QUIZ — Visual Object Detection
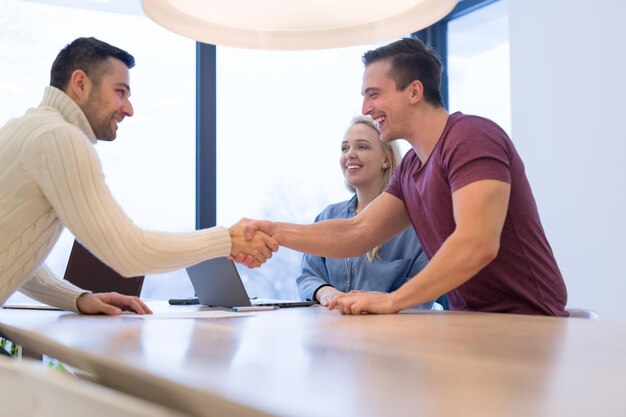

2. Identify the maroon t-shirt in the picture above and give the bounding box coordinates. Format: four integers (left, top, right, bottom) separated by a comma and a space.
386, 112, 567, 316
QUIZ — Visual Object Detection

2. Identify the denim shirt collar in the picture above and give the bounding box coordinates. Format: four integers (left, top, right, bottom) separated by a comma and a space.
345, 194, 358, 217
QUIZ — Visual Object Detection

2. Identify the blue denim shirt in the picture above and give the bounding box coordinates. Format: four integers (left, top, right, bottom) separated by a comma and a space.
296, 195, 434, 309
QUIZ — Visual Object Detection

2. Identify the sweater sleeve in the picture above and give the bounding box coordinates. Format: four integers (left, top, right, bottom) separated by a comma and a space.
27, 127, 231, 277
295, 207, 338, 302
19, 264, 87, 312
296, 253, 333, 302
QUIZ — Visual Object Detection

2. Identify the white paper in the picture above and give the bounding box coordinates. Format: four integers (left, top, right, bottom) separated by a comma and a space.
2, 302, 62, 311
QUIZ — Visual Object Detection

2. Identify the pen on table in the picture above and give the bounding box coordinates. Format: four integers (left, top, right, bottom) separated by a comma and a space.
232, 306, 279, 312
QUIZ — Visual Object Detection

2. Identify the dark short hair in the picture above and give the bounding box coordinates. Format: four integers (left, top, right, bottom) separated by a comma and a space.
50, 37, 135, 90
362, 37, 444, 107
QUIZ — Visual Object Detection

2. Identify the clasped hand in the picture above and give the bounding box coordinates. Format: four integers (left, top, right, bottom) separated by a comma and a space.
229, 218, 278, 268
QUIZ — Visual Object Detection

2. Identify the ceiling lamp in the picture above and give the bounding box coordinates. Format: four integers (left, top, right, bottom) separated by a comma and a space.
141, 0, 457, 50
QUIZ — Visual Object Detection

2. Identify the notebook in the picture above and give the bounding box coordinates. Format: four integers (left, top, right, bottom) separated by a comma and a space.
63, 240, 144, 297
185, 257, 314, 308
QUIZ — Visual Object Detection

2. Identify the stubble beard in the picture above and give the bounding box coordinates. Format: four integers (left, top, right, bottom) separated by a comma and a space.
82, 91, 117, 141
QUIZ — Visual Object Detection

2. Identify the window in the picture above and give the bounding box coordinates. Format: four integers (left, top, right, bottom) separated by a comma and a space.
215, 45, 386, 299
447, 0, 511, 135
0, 0, 196, 300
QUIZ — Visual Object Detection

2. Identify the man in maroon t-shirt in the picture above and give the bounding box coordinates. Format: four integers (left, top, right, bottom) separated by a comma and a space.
238, 38, 567, 316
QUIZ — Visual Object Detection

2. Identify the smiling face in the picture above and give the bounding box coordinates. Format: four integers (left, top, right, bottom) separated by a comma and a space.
340, 122, 389, 192
361, 59, 412, 143
80, 57, 133, 141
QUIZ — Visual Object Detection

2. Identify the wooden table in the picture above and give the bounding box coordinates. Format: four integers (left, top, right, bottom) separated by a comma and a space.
1, 303, 625, 417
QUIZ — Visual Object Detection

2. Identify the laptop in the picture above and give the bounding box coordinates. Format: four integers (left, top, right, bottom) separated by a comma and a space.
63, 240, 144, 297
185, 257, 314, 308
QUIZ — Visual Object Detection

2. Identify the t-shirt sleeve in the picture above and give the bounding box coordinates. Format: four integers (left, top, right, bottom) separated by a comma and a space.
443, 119, 513, 192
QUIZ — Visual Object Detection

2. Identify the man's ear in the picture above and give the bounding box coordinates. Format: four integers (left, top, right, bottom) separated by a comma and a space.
67, 69, 91, 103
408, 80, 424, 104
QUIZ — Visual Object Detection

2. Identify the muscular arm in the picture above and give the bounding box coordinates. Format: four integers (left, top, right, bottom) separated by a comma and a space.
330, 179, 511, 314
263, 193, 411, 258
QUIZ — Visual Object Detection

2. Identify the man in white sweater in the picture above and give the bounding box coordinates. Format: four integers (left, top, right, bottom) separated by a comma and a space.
0, 37, 277, 315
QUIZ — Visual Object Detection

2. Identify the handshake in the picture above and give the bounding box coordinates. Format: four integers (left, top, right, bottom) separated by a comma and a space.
227, 217, 399, 315
228, 218, 277, 268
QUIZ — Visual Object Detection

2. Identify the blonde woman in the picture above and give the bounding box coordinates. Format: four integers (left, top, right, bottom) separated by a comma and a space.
296, 116, 433, 308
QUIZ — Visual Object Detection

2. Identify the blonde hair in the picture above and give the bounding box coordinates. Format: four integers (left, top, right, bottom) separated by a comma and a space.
343, 115, 402, 261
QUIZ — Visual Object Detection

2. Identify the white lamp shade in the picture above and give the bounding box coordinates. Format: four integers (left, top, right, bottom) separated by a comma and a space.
141, 0, 457, 50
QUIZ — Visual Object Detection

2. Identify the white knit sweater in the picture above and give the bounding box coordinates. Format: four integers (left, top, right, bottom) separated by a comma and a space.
0, 86, 231, 311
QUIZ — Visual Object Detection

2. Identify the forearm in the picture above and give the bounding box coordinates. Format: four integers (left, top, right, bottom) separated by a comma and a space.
273, 219, 377, 258
20, 265, 87, 312
251, 193, 408, 260
391, 231, 498, 310
82, 227, 231, 277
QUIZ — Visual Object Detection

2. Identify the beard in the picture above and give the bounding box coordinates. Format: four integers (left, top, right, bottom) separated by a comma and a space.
81, 89, 118, 141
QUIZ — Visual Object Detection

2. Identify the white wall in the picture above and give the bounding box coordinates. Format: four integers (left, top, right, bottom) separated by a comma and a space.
509, 0, 626, 320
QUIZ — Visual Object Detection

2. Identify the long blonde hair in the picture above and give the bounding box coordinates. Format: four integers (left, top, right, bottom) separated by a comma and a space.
344, 115, 402, 261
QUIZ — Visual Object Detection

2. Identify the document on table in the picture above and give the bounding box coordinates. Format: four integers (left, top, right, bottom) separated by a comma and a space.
2, 302, 62, 311
120, 310, 252, 319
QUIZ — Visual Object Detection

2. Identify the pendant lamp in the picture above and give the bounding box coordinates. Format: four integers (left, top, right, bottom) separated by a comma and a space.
141, 0, 457, 50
